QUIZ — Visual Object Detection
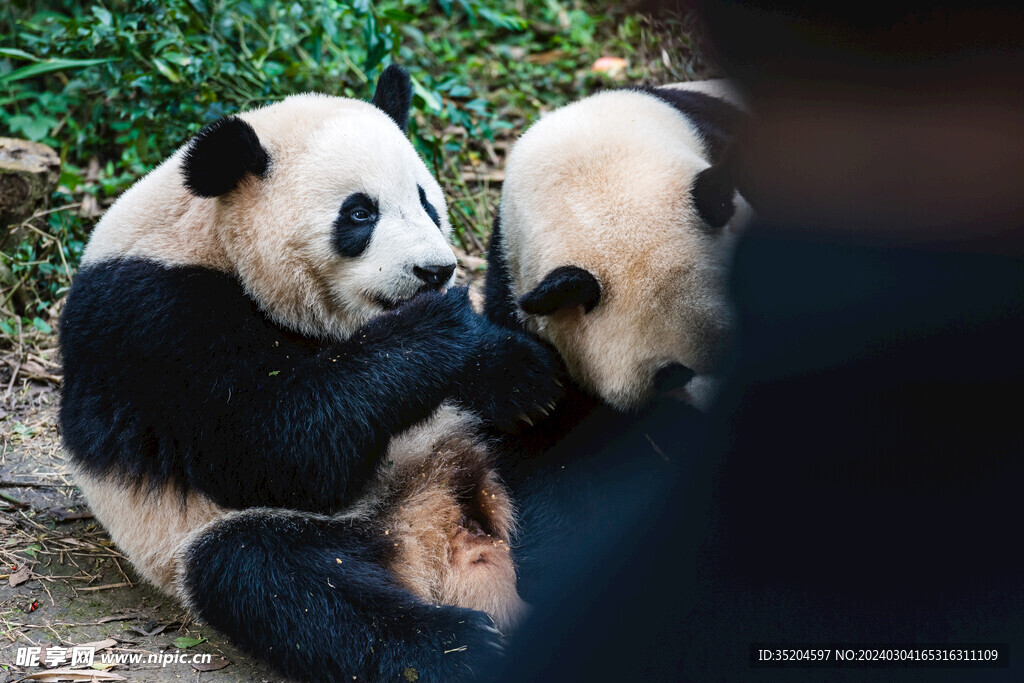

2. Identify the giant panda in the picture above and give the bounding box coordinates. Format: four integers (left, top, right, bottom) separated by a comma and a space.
481, 81, 751, 600
58, 65, 562, 682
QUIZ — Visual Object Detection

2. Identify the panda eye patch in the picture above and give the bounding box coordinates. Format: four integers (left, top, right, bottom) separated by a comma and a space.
333, 193, 379, 258
341, 193, 378, 223
418, 185, 441, 229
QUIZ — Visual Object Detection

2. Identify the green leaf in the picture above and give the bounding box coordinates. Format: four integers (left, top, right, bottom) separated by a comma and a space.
12, 422, 34, 438
162, 51, 191, 67
478, 8, 528, 31
464, 98, 488, 115
7, 114, 58, 141
92, 6, 114, 27
23, 544, 42, 557
5, 114, 31, 132
382, 9, 416, 22
151, 58, 181, 84
410, 77, 442, 112
0, 48, 41, 62
268, 370, 280, 376
173, 636, 207, 649
0, 58, 116, 84
31, 317, 52, 334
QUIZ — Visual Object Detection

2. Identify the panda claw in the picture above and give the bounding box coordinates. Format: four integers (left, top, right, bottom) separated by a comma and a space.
519, 413, 534, 426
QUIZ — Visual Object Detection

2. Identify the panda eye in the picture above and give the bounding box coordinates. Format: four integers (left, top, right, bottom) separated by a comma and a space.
338, 193, 379, 229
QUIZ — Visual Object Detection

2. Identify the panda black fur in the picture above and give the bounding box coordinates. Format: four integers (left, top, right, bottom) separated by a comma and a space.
482, 81, 750, 600
59, 66, 562, 682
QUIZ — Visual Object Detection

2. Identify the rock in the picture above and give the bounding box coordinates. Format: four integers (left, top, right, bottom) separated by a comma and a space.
0, 137, 61, 311
0, 137, 61, 233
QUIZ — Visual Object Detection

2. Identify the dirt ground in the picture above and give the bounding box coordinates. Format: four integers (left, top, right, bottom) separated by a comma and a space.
0, 261, 488, 683
0, 387, 284, 683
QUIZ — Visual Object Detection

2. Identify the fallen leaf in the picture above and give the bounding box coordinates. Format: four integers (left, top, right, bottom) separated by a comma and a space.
192, 655, 231, 672
15, 669, 125, 681
9, 565, 30, 587
525, 49, 565, 64
76, 638, 117, 651
96, 613, 145, 624
53, 537, 83, 546
591, 56, 628, 78
128, 620, 174, 637
172, 636, 207, 649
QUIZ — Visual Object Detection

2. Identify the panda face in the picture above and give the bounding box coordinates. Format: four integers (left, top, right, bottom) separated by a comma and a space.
500, 88, 751, 410
264, 109, 455, 333
211, 95, 455, 339
510, 175, 740, 410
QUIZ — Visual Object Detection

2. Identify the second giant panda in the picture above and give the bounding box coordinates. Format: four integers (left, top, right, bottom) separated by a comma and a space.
58, 66, 562, 682
482, 81, 751, 599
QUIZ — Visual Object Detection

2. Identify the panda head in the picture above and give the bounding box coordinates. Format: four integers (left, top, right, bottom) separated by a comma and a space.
498, 88, 751, 410
179, 65, 455, 339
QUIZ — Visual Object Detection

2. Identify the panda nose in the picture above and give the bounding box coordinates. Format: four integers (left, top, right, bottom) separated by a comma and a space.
413, 263, 456, 288
654, 363, 696, 394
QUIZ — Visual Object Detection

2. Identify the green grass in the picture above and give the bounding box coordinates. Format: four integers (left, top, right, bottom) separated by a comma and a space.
0, 0, 716, 337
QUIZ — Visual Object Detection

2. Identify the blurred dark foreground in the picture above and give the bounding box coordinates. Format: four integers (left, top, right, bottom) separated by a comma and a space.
496, 3, 1024, 681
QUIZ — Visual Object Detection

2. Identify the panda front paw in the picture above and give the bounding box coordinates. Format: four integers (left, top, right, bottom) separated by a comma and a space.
368, 287, 477, 352
456, 329, 567, 433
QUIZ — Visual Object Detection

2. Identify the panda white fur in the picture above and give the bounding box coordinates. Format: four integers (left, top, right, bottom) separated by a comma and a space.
481, 81, 750, 600
486, 80, 751, 411
59, 66, 562, 682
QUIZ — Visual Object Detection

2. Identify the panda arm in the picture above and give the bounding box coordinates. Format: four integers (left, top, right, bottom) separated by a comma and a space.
194, 298, 476, 511
60, 260, 478, 513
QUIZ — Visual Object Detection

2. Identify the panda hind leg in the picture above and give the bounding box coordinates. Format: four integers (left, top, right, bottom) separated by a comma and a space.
176, 508, 502, 683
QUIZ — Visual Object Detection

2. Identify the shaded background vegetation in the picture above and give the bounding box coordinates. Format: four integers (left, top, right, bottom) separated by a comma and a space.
1, 0, 715, 342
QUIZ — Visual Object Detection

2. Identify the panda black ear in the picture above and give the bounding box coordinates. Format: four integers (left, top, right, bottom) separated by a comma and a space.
371, 64, 413, 133
692, 146, 738, 229
182, 116, 269, 198
519, 266, 601, 316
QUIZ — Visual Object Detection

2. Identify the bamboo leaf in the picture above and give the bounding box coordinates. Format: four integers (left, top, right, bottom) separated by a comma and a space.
0, 58, 116, 84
